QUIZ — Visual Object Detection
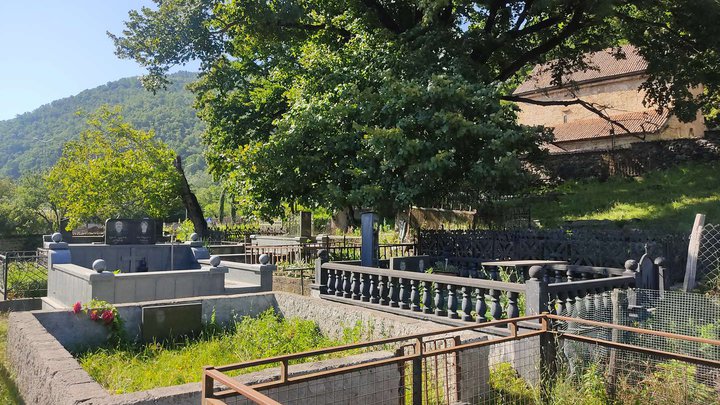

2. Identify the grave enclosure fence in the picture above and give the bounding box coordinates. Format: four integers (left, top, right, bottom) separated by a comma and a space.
417, 229, 688, 281
0, 251, 48, 300
203, 313, 720, 405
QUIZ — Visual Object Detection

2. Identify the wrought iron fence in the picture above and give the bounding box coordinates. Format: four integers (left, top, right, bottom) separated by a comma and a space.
418, 228, 688, 282
0, 251, 48, 300
245, 243, 417, 265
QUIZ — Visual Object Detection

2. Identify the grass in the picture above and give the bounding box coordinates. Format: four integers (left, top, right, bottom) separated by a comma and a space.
529, 162, 720, 232
78, 308, 366, 394
0, 314, 23, 404
489, 360, 718, 404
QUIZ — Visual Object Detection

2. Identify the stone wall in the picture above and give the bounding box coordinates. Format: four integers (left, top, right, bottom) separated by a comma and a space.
273, 274, 312, 296
543, 131, 720, 180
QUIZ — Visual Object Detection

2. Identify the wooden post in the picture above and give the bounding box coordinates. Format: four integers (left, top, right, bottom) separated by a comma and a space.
684, 213, 705, 291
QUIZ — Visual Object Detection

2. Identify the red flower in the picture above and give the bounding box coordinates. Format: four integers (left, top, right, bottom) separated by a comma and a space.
101, 310, 114, 325
89, 309, 99, 321
72, 302, 82, 314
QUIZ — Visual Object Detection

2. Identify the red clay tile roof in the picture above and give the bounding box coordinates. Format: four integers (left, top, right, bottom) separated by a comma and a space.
550, 109, 669, 144
514, 45, 647, 95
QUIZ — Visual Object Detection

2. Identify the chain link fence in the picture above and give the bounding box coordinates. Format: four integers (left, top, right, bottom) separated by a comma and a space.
697, 222, 720, 288
0, 251, 48, 300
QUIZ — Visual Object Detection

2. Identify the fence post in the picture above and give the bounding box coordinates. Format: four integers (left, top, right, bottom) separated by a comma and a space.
654, 257, 667, 299
525, 266, 548, 315
683, 213, 705, 291
2, 255, 7, 301
412, 338, 423, 405
314, 249, 329, 296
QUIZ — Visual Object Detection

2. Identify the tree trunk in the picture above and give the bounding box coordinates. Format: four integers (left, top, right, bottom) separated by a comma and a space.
173, 155, 208, 238
218, 188, 226, 223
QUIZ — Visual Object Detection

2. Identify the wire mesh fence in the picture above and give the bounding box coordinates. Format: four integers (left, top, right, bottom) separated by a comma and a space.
697, 222, 720, 288
555, 288, 720, 360
0, 251, 48, 300
203, 310, 720, 405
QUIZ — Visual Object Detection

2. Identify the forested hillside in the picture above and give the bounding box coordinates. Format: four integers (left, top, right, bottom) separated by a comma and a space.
0, 71, 205, 177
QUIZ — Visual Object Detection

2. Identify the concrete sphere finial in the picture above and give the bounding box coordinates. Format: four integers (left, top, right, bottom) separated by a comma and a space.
654, 256, 666, 267
317, 249, 329, 262
624, 259, 637, 272
51, 232, 62, 243
528, 265, 544, 280
92, 259, 107, 273
259, 254, 270, 265
209, 255, 221, 267
190, 233, 199, 242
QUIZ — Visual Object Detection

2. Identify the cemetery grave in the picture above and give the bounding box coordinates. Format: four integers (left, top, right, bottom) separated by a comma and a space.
41, 220, 275, 309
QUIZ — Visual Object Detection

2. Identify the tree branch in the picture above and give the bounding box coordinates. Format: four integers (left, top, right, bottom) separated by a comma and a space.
361, 0, 403, 34
502, 94, 632, 134
494, 6, 587, 82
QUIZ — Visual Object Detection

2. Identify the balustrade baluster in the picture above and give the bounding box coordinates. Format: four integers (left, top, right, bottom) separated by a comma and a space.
593, 287, 602, 320
447, 285, 459, 319
507, 292, 520, 319
422, 281, 433, 314
554, 269, 564, 284
490, 289, 502, 320
575, 290, 586, 318
351, 272, 360, 300
343, 271, 352, 298
335, 269, 344, 297
389, 277, 400, 308
461, 286, 472, 321
565, 291, 575, 318
557, 291, 567, 315
327, 269, 336, 295
399, 278, 411, 309
379, 276, 389, 305
411, 280, 421, 312
370, 275, 380, 304
360, 273, 370, 302
476, 288, 487, 322
566, 268, 574, 283
434, 283, 447, 316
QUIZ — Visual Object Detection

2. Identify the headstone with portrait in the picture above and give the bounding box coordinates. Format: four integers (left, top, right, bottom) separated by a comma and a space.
105, 219, 158, 245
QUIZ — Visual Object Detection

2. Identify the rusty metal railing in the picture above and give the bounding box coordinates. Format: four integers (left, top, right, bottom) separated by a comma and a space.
201, 312, 720, 405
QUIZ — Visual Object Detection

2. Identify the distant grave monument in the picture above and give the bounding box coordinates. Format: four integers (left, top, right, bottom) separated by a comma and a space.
105, 219, 157, 245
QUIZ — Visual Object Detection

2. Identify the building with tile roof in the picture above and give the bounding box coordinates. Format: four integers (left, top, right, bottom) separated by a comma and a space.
514, 45, 705, 153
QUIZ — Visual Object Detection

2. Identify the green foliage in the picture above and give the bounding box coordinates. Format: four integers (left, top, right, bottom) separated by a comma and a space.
47, 106, 183, 229
0, 174, 59, 236
164, 219, 196, 242
0, 71, 205, 178
489, 362, 538, 403
616, 360, 718, 404
78, 308, 364, 394
112, 0, 720, 219
528, 162, 720, 232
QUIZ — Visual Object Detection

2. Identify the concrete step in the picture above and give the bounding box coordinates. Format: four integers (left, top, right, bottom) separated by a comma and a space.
224, 280, 262, 294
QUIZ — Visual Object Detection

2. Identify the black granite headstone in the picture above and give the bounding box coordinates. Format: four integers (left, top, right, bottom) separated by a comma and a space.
104, 219, 158, 245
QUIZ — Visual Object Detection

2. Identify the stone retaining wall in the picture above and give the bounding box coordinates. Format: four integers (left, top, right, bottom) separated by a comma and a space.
544, 131, 720, 180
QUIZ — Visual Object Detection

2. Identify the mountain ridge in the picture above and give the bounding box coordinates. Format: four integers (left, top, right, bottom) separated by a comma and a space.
0, 71, 206, 178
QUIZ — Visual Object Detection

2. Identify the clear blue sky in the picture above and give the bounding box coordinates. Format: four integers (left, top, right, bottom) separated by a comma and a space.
0, 2, 197, 121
